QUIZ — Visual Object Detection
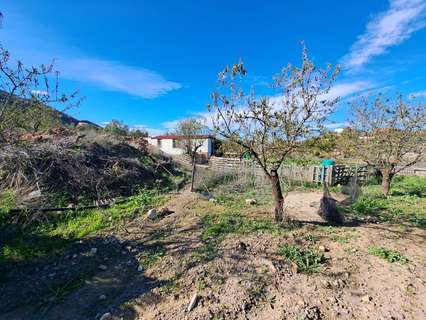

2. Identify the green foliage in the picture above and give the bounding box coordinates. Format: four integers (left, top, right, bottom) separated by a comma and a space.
138, 246, 166, 268
350, 183, 426, 227
391, 176, 426, 197
192, 243, 218, 262
0, 189, 15, 226
200, 212, 287, 242
104, 119, 129, 136
278, 243, 325, 273
368, 246, 408, 264
0, 188, 164, 267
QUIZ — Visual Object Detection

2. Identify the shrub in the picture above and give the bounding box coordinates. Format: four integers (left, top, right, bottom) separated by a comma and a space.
368, 246, 408, 264
278, 243, 325, 273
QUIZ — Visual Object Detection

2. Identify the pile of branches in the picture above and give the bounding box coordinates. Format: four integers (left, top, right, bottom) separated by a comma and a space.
0, 133, 174, 209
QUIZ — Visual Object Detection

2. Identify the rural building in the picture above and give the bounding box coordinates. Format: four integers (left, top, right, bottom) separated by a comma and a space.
146, 135, 216, 157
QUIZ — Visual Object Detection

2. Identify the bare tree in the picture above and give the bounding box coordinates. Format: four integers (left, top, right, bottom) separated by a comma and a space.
0, 45, 80, 142
346, 93, 426, 195
208, 47, 340, 222
174, 118, 207, 192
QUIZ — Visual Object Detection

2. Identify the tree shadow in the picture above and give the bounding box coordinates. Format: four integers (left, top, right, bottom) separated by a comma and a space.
0, 234, 167, 320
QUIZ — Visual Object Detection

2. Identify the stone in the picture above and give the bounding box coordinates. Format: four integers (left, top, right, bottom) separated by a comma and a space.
147, 209, 157, 220
90, 247, 98, 254
318, 245, 329, 252
245, 198, 257, 205
187, 293, 199, 312
99, 294, 107, 300
98, 264, 108, 271
209, 198, 217, 203
72, 254, 78, 259
137, 265, 144, 272
100, 313, 112, 320
361, 294, 372, 303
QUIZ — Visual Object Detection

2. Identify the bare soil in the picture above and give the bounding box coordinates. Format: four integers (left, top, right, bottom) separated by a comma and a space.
1, 189, 425, 320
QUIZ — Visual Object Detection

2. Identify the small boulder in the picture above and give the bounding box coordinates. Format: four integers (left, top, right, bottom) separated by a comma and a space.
361, 294, 372, 303
209, 198, 217, 203
137, 265, 144, 272
187, 293, 200, 312
90, 247, 98, 254
99, 294, 107, 300
147, 209, 157, 220
98, 264, 108, 271
100, 313, 112, 320
245, 198, 257, 205
318, 245, 329, 252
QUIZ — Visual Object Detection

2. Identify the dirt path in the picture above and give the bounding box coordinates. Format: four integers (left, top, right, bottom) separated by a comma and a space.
1, 189, 425, 320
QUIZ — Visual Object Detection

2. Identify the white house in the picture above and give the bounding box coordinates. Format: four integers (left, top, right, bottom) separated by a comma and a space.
146, 135, 216, 157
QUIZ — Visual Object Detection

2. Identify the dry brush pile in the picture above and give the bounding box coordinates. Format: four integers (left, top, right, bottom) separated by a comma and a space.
0, 129, 180, 210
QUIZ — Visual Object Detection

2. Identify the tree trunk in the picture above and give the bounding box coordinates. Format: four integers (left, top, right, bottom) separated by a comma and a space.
381, 168, 393, 196
270, 169, 285, 223
190, 153, 196, 192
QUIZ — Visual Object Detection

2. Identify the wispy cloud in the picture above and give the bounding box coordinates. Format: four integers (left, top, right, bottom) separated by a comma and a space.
342, 0, 426, 71
321, 81, 375, 100
409, 90, 426, 98
57, 58, 181, 99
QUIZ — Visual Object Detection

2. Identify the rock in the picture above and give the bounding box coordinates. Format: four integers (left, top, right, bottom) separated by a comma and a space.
99, 294, 107, 300
90, 247, 98, 254
100, 313, 112, 320
361, 294, 372, 303
72, 254, 78, 259
147, 209, 157, 220
98, 264, 108, 271
187, 293, 200, 312
318, 245, 329, 252
290, 261, 298, 274
209, 198, 217, 203
137, 265, 144, 272
245, 198, 257, 205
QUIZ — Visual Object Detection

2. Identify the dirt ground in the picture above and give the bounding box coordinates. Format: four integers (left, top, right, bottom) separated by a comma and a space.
1, 189, 425, 320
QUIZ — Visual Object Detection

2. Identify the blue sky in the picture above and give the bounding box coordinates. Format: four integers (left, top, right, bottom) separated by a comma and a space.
1, 0, 426, 134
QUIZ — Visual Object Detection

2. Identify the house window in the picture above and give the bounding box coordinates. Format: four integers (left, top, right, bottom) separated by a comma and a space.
172, 139, 177, 148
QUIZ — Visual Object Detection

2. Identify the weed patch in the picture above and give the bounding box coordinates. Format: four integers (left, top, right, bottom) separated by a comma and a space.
368, 246, 408, 264
278, 243, 325, 273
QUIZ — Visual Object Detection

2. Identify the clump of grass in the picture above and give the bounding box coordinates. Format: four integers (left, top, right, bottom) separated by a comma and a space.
158, 272, 181, 295
192, 243, 218, 262
138, 246, 166, 268
201, 212, 287, 241
278, 243, 325, 273
0, 189, 15, 227
368, 246, 408, 264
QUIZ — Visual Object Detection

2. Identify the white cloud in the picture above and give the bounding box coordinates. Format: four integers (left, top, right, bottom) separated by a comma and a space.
324, 122, 348, 129
409, 90, 426, 98
57, 58, 181, 99
342, 0, 426, 71
321, 81, 375, 100
30, 89, 48, 96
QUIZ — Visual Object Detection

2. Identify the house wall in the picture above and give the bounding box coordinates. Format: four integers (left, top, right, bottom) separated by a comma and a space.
147, 138, 213, 156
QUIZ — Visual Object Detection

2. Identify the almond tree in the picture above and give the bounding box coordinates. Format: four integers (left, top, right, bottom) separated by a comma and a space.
208, 47, 340, 222
0, 45, 80, 142
174, 118, 207, 192
346, 94, 426, 195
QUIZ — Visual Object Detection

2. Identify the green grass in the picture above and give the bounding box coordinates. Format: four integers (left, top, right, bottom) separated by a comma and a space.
0, 188, 164, 267
278, 243, 325, 273
200, 212, 287, 242
349, 177, 426, 227
368, 246, 408, 264
0, 189, 16, 227
137, 246, 166, 268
